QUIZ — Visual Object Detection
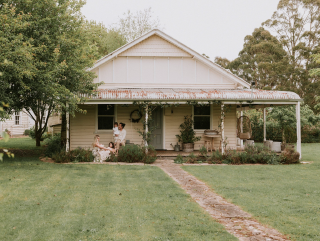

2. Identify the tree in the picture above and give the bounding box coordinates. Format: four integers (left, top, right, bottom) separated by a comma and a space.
214, 57, 231, 69
83, 20, 126, 59
1, 0, 98, 146
310, 54, 320, 111
0, 3, 35, 110
114, 7, 162, 42
227, 27, 291, 90
262, 0, 320, 108
0, 103, 13, 161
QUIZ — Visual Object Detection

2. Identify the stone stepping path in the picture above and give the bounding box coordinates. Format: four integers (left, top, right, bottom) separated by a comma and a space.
153, 159, 290, 241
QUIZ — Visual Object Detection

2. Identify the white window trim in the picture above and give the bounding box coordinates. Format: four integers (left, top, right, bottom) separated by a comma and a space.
14, 111, 21, 126
193, 104, 213, 133
94, 104, 117, 134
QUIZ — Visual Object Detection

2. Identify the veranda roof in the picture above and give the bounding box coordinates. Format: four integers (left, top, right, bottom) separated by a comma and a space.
83, 89, 301, 102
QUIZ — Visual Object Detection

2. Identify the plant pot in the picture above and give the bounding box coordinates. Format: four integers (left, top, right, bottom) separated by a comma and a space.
264, 140, 273, 149
271, 142, 282, 153
245, 140, 254, 146
182, 143, 194, 152
237, 138, 241, 146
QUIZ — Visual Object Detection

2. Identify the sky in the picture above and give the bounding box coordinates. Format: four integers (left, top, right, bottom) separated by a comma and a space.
82, 0, 280, 61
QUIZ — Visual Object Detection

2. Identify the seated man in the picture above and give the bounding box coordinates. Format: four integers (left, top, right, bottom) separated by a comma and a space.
115, 122, 126, 152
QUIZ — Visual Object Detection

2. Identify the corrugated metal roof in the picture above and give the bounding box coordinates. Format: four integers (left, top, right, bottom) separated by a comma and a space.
83, 89, 301, 101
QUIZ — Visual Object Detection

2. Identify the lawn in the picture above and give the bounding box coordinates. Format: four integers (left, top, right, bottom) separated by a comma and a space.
0, 136, 43, 150
0, 156, 236, 241
183, 143, 320, 241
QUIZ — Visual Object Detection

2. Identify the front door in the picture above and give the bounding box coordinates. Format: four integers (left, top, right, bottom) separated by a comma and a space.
149, 107, 163, 150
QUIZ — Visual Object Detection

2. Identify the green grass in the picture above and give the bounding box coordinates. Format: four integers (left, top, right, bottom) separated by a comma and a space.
0, 136, 42, 150
0, 157, 236, 241
183, 143, 320, 241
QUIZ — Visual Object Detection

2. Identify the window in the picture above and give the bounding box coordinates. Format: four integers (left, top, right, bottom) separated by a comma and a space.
98, 104, 115, 130
15, 111, 20, 125
42, 116, 46, 126
193, 105, 211, 130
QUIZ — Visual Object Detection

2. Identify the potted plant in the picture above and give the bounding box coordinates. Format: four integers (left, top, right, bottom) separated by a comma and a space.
176, 115, 201, 152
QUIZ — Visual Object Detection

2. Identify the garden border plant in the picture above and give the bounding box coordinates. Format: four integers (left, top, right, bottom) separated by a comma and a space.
174, 144, 300, 165
52, 147, 94, 163
108, 144, 157, 164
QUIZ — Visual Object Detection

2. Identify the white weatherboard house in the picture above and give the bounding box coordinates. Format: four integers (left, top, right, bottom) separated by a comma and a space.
0, 110, 35, 137
68, 29, 302, 157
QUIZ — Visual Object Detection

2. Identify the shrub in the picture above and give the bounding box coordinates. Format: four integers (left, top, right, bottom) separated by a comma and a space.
108, 152, 118, 162
52, 148, 94, 163
186, 153, 198, 164
42, 132, 52, 141
112, 145, 157, 164
27, 127, 51, 141
207, 150, 224, 164
280, 148, 300, 164
199, 146, 208, 157
142, 146, 157, 164
52, 151, 70, 163
70, 147, 94, 163
44, 134, 61, 158
174, 154, 185, 164
301, 125, 320, 143
0, 149, 43, 157
24, 129, 30, 136
176, 115, 201, 143
28, 127, 36, 139
203, 144, 284, 165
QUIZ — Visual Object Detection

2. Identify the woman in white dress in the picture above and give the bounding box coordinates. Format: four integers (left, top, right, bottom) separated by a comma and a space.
92, 135, 110, 163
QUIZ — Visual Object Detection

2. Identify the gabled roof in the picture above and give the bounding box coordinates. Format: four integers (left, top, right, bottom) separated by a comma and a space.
88, 29, 251, 89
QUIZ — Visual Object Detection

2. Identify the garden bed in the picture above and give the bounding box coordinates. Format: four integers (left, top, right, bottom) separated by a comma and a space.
174, 144, 300, 165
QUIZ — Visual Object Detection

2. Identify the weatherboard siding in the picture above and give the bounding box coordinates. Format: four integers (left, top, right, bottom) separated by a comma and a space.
1, 111, 31, 136
70, 104, 237, 151
119, 35, 192, 57
70, 105, 144, 150
164, 105, 237, 150
91, 35, 237, 89
95, 56, 236, 89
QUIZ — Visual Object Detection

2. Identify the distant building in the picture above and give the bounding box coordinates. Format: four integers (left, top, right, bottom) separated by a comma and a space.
0, 110, 35, 136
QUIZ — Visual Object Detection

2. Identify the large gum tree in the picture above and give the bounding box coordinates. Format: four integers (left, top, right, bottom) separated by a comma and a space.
262, 0, 320, 109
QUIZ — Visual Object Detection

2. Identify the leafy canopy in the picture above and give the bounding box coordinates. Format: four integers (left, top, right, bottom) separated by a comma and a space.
1, 0, 98, 145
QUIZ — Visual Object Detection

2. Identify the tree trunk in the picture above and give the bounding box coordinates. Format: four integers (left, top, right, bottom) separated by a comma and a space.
282, 128, 286, 144
35, 119, 41, 146
35, 127, 42, 146
36, 133, 41, 146
60, 112, 66, 149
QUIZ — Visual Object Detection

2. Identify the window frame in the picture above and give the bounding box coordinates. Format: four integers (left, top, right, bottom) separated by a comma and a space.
14, 111, 21, 126
42, 116, 46, 125
95, 104, 117, 133
192, 104, 213, 132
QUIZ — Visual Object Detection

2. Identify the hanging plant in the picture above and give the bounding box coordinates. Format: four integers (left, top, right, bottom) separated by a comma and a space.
129, 109, 142, 123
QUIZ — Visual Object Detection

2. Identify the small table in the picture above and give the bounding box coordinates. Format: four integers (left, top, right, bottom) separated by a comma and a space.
204, 134, 221, 151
